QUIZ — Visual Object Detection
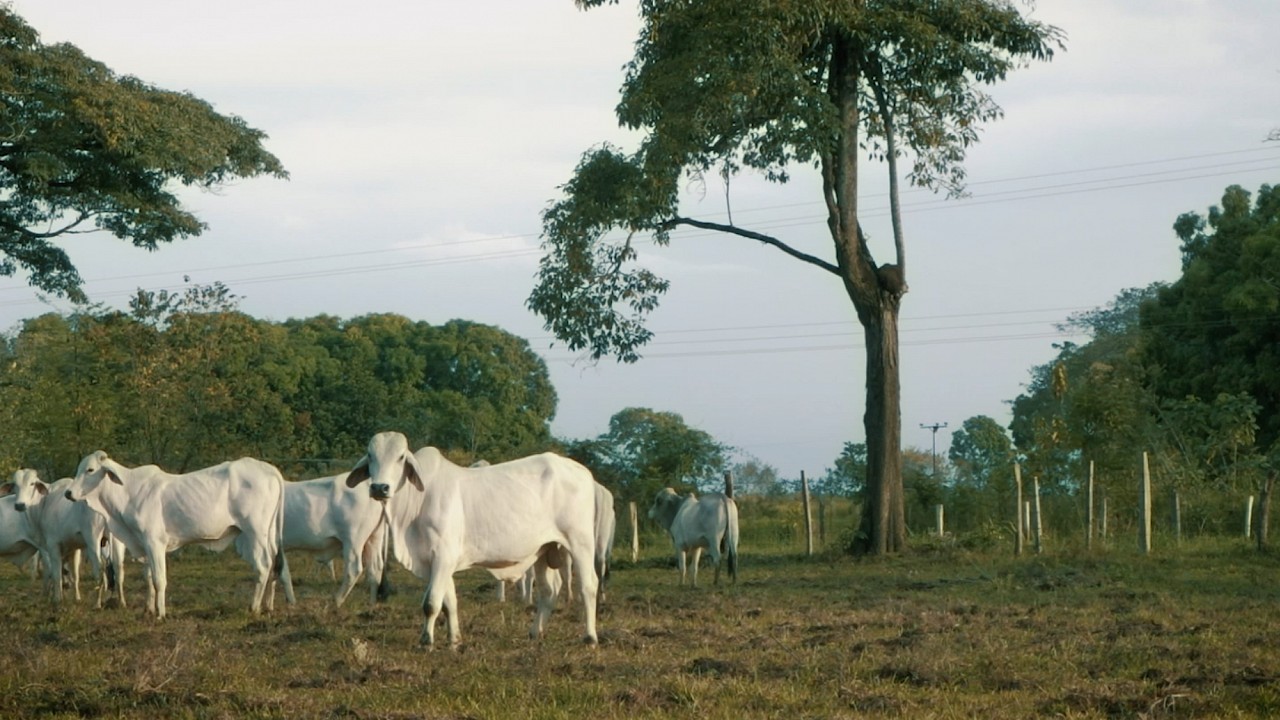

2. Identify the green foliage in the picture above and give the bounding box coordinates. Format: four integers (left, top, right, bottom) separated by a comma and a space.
947, 415, 1015, 528
531, 1, 1063, 361
0, 290, 557, 476
1010, 286, 1160, 505
0, 9, 286, 301
577, 407, 728, 504
1141, 184, 1280, 453
818, 441, 867, 497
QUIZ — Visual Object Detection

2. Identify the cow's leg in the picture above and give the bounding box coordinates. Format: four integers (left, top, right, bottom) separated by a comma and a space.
441, 576, 460, 648
518, 568, 535, 605
689, 547, 703, 588
567, 544, 599, 645
676, 549, 688, 586
560, 554, 574, 605
362, 528, 386, 607
45, 549, 64, 606
143, 546, 166, 618
84, 538, 106, 608
707, 538, 723, 586
334, 542, 364, 609
110, 540, 126, 609
68, 548, 83, 602
278, 552, 297, 605
419, 566, 452, 648
248, 537, 275, 615
530, 559, 558, 640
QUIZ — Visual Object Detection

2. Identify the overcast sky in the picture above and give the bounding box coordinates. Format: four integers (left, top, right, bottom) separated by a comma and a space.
7, 1, 1280, 478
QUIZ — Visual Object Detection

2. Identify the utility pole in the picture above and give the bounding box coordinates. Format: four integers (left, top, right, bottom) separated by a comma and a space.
921, 422, 948, 478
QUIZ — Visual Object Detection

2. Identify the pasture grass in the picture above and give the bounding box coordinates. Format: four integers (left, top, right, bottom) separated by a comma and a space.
1, 537, 1278, 719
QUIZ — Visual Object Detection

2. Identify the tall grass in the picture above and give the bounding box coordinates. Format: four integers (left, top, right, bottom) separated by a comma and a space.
1, 499, 1277, 719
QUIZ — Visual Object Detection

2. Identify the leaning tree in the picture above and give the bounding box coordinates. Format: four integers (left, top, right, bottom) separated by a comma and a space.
0, 9, 286, 301
528, 0, 1061, 552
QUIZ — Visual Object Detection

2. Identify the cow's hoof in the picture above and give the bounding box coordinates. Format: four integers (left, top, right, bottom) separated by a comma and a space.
583, 635, 598, 646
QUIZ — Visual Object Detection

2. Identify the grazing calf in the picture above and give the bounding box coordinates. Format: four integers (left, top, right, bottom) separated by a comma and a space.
7, 469, 126, 607
279, 472, 389, 608
64, 451, 286, 619
346, 431, 599, 647
648, 488, 739, 587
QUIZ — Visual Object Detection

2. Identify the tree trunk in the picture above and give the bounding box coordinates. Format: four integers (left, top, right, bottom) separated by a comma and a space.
853, 302, 905, 554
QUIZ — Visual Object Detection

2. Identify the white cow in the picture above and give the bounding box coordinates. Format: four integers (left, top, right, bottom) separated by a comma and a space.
7, 469, 126, 607
278, 472, 389, 608
501, 482, 615, 606
64, 451, 286, 619
648, 488, 739, 587
345, 431, 599, 647
0, 484, 39, 570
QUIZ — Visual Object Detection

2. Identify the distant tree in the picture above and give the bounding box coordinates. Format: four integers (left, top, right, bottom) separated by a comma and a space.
529, 0, 1061, 554
818, 442, 868, 498
730, 457, 782, 497
947, 415, 1014, 527
0, 9, 286, 300
594, 407, 727, 504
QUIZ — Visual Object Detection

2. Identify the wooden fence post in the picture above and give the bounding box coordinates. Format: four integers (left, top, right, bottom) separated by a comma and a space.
1086, 461, 1095, 550
628, 501, 639, 562
1032, 476, 1043, 554
1245, 495, 1254, 538
724, 471, 734, 499
1014, 463, 1024, 556
1171, 488, 1182, 545
935, 504, 945, 538
1101, 493, 1108, 541
1139, 452, 1152, 555
801, 471, 813, 556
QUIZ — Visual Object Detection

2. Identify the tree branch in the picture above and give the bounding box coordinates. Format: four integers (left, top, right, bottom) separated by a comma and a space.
664, 216, 841, 275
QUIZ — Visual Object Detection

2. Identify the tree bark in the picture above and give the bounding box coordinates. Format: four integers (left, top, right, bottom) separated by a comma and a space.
854, 301, 906, 553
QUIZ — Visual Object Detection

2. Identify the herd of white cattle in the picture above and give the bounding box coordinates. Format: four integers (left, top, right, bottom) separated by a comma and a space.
0, 431, 740, 647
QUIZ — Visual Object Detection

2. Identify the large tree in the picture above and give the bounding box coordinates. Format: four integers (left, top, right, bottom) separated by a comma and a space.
528, 0, 1061, 553
0, 9, 286, 300
1140, 184, 1280, 542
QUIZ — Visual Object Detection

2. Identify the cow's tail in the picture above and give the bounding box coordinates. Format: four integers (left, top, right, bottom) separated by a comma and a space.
722, 495, 740, 584
273, 476, 296, 604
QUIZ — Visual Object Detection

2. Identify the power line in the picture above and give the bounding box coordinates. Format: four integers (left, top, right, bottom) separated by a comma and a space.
1, 146, 1273, 301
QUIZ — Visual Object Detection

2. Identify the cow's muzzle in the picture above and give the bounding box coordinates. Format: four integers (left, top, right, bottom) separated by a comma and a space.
65, 490, 75, 501
14, 502, 25, 512
370, 483, 390, 501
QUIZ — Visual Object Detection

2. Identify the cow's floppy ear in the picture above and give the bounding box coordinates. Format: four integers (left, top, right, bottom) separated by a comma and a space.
0, 482, 12, 497
34, 481, 48, 497
105, 468, 123, 485
403, 454, 424, 492
345, 457, 371, 487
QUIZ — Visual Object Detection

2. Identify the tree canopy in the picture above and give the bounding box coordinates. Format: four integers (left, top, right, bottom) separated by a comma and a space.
0, 294, 557, 478
531, 0, 1060, 554
0, 9, 286, 300
1141, 184, 1280, 454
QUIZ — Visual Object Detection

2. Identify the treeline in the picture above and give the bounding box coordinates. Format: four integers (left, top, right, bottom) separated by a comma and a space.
940, 183, 1280, 543
0, 284, 557, 483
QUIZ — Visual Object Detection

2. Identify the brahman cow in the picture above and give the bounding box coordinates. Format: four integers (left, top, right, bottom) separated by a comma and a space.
0, 483, 39, 570
278, 471, 390, 608
346, 431, 599, 647
6, 469, 125, 607
501, 481, 615, 606
64, 451, 286, 619
648, 488, 739, 587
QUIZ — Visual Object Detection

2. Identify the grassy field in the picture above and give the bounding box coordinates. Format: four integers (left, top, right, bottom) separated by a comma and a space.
2, 533, 1279, 719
